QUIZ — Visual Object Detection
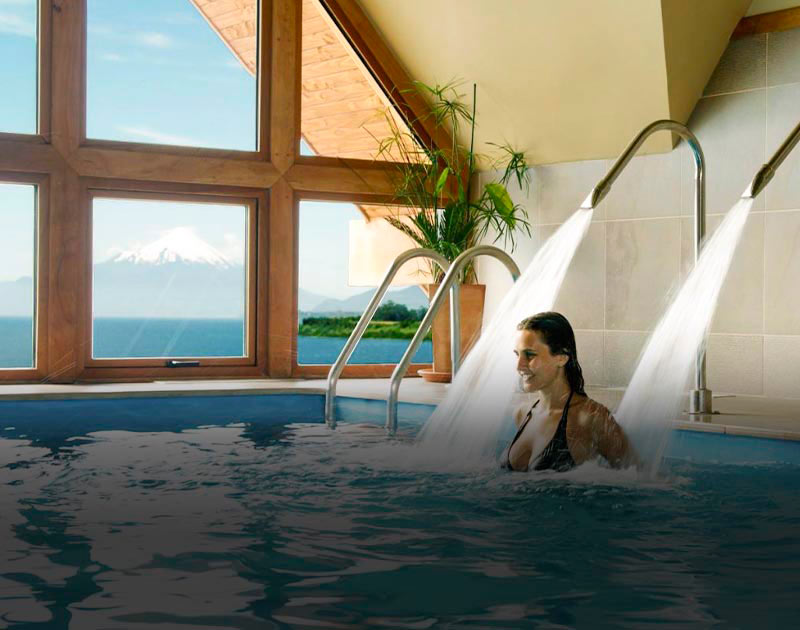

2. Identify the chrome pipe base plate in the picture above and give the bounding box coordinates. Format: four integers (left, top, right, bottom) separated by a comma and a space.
688, 388, 713, 415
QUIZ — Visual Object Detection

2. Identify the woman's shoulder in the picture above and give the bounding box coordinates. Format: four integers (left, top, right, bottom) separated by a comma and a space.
572, 394, 614, 426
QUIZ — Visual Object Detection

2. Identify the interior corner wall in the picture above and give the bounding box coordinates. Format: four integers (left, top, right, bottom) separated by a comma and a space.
476, 25, 800, 400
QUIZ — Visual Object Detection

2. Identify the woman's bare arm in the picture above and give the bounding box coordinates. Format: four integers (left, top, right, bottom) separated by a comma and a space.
594, 409, 639, 469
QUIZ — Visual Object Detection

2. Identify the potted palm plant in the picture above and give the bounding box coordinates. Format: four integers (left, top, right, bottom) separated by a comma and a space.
375, 81, 532, 382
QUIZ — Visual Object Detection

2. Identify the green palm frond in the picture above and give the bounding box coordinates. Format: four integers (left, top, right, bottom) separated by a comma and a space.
377, 80, 532, 284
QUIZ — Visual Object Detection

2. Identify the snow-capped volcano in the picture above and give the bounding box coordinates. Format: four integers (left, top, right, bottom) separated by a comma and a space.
108, 227, 236, 268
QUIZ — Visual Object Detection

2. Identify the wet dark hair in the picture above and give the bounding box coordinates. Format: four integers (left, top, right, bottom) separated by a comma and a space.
517, 311, 585, 395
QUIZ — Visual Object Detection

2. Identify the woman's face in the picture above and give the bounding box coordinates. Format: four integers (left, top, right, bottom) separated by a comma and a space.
514, 329, 568, 392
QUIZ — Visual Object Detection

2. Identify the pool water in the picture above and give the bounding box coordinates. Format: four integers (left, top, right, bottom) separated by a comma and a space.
1, 397, 800, 628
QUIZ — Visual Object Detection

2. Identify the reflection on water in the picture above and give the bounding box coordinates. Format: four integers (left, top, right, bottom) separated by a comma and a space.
2, 421, 800, 628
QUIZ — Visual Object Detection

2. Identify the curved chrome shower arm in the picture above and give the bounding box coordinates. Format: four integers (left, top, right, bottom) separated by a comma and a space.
582, 120, 705, 217
744, 119, 800, 199
583, 119, 711, 413
324, 248, 450, 428
386, 245, 521, 436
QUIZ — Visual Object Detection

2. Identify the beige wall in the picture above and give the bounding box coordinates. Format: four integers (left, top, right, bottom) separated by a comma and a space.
746, 0, 800, 16
477, 26, 800, 400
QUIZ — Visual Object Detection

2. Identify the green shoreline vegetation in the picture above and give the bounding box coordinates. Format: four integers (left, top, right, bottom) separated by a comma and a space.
299, 301, 431, 340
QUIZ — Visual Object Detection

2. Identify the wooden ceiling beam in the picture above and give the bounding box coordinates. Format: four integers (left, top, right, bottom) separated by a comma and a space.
733, 6, 800, 38
287, 161, 396, 196
71, 147, 281, 189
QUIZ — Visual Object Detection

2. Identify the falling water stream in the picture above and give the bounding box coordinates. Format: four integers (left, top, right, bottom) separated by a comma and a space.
415, 194, 754, 477
616, 196, 755, 475
415, 207, 594, 463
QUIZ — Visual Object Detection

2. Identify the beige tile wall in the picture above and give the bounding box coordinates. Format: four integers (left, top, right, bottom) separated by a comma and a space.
477, 28, 800, 399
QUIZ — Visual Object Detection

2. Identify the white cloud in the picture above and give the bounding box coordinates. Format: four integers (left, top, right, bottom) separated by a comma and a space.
0, 12, 35, 38
137, 32, 172, 49
101, 52, 125, 62
117, 125, 203, 147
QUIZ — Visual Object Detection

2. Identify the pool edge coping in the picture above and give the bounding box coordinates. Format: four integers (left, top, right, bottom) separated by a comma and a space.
1, 384, 799, 443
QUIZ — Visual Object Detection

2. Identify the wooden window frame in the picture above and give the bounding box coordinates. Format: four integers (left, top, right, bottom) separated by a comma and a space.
0, 0, 452, 383
0, 171, 50, 382
291, 190, 431, 379
78, 0, 272, 161
78, 180, 268, 381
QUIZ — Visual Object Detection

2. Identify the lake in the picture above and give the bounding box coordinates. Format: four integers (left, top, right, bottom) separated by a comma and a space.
0, 317, 432, 367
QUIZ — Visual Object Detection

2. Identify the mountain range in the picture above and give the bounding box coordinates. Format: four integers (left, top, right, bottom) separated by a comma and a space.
0, 229, 430, 318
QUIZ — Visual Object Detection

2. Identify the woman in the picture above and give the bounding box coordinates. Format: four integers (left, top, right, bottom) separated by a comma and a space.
501, 312, 638, 472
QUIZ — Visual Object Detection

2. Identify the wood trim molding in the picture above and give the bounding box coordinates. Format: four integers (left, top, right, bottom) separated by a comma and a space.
77, 366, 267, 381
267, 177, 295, 377
258, 0, 273, 159
287, 160, 396, 196
45, 165, 83, 383
50, 0, 84, 156
0, 137, 62, 172
733, 7, 800, 38
270, 0, 301, 173
72, 148, 282, 188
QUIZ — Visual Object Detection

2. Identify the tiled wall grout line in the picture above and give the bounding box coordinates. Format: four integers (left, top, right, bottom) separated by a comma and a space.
582, 329, 800, 338
703, 86, 765, 99
534, 207, 800, 229
763, 34, 769, 397
603, 212, 609, 386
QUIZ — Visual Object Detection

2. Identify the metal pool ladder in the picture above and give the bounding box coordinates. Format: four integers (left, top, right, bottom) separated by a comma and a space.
325, 248, 451, 428
386, 245, 521, 436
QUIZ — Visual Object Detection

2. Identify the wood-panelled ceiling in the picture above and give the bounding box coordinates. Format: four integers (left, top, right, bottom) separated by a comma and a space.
190, 0, 410, 162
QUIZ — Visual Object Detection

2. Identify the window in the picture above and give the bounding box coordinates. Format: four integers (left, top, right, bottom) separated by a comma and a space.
91, 195, 251, 361
86, 0, 259, 151
0, 183, 36, 368
0, 0, 38, 134
297, 199, 431, 365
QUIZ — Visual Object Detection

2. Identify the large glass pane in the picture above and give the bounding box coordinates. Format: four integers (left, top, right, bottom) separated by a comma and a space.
300, 0, 416, 160
86, 0, 258, 151
0, 0, 37, 134
297, 200, 431, 365
0, 183, 36, 368
92, 197, 248, 359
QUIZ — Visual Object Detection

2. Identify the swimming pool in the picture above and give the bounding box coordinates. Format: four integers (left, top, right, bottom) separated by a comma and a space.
1, 393, 799, 628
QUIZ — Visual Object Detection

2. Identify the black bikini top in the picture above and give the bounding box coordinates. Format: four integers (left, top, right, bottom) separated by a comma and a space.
502, 390, 576, 472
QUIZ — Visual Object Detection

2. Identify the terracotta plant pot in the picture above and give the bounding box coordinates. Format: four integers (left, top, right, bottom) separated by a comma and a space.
419, 283, 486, 383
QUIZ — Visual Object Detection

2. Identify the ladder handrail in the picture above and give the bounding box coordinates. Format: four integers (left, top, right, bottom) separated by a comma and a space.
386, 245, 521, 435
324, 248, 451, 427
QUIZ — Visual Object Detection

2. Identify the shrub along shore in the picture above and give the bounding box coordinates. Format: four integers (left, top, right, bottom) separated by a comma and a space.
299, 301, 430, 340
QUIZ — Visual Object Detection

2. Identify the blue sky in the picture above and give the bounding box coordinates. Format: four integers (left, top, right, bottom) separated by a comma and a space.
86, 0, 256, 149
0, 183, 34, 283
0, 0, 366, 299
